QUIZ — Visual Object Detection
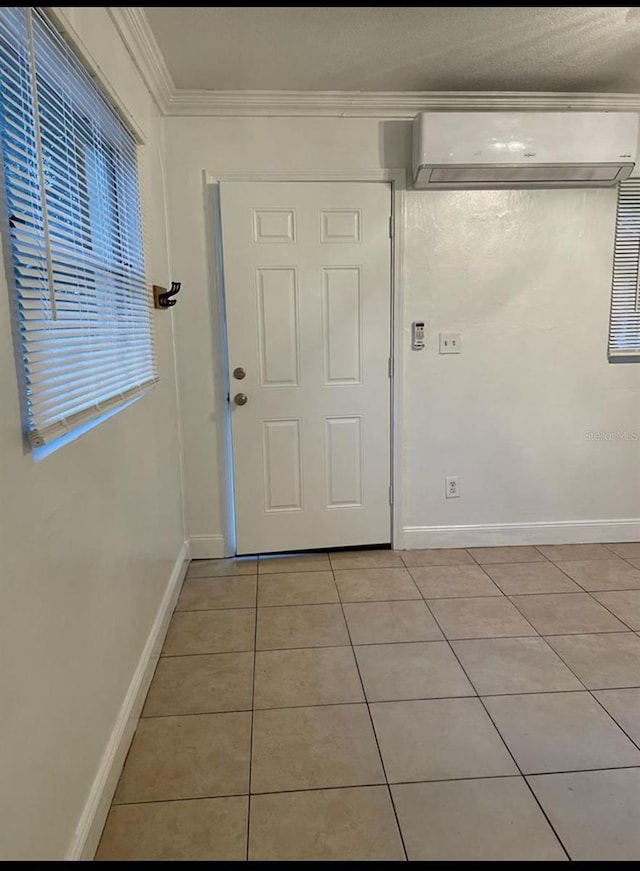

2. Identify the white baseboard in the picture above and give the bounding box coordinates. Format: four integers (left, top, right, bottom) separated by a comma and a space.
402, 519, 640, 550
65, 540, 190, 861
189, 534, 226, 559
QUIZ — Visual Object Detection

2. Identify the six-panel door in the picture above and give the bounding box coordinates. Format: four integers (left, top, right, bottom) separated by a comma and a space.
220, 181, 391, 554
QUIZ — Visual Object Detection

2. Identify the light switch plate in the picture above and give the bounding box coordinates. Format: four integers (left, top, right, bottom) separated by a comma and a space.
439, 332, 462, 354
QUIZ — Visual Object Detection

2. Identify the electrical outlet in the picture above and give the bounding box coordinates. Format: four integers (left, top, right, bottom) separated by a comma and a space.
439, 332, 462, 354
445, 476, 460, 498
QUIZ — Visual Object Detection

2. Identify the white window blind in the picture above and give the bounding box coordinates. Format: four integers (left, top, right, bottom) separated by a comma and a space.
0, 7, 157, 448
609, 178, 640, 362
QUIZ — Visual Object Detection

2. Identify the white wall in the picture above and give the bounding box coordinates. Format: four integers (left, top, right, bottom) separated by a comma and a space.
403, 186, 640, 545
0, 8, 185, 860
164, 117, 408, 555
164, 115, 640, 551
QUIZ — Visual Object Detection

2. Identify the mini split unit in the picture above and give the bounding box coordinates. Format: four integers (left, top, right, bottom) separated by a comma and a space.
412, 111, 639, 189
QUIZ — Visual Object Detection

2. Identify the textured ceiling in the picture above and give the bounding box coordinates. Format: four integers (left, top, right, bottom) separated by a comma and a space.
143, 6, 640, 93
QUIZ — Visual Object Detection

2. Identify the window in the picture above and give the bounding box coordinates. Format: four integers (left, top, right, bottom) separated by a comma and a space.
609, 178, 640, 362
0, 7, 156, 451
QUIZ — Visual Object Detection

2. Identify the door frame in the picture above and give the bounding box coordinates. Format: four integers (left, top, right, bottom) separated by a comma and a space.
204, 169, 406, 555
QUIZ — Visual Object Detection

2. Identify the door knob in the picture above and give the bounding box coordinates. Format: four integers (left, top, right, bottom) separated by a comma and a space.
233, 367, 246, 380
234, 393, 248, 406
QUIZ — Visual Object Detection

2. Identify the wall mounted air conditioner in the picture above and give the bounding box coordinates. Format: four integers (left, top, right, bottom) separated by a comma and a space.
412, 111, 639, 189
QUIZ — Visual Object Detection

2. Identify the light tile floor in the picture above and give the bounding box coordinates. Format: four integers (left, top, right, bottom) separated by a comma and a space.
96, 543, 640, 861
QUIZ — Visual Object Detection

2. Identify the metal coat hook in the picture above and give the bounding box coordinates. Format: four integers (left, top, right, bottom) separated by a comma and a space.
153, 281, 182, 309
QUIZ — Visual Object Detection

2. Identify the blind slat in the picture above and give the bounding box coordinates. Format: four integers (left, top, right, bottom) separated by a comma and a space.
0, 7, 157, 447
30, 378, 159, 446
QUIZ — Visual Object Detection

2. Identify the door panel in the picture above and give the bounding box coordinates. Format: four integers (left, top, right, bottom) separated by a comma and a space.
256, 267, 299, 386
220, 181, 391, 554
325, 416, 363, 508
262, 418, 302, 512
322, 266, 362, 384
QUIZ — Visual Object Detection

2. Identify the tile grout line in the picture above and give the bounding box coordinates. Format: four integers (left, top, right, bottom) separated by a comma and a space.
465, 545, 553, 567
505, 591, 625, 637
535, 629, 633, 637
245, 567, 259, 861
186, 546, 638, 579
139, 682, 640, 720
421, 598, 573, 862
532, 623, 640, 804
581, 588, 639, 634
440, 584, 640, 768
331, 559, 409, 861
466, 547, 482, 567
586, 690, 640, 756
404, 559, 504, 598
162, 538, 636, 622
158, 628, 639, 660
172, 593, 640, 613
551, 558, 640, 612
602, 543, 640, 567
109, 762, 640, 808
535, 624, 640, 758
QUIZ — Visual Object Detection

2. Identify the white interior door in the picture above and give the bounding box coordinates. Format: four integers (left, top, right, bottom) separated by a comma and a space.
220, 181, 391, 554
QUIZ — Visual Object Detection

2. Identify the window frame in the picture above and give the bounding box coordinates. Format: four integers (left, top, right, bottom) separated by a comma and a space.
0, 6, 157, 455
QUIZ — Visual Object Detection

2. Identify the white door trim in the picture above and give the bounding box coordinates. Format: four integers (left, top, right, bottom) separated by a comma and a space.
204, 169, 406, 553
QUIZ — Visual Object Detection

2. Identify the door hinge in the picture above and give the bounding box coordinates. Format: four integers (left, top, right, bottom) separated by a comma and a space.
389, 484, 393, 505
389, 216, 394, 238
388, 356, 394, 378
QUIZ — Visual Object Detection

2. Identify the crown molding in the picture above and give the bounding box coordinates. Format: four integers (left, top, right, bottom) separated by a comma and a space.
107, 6, 173, 113
104, 9, 640, 119
166, 89, 640, 118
